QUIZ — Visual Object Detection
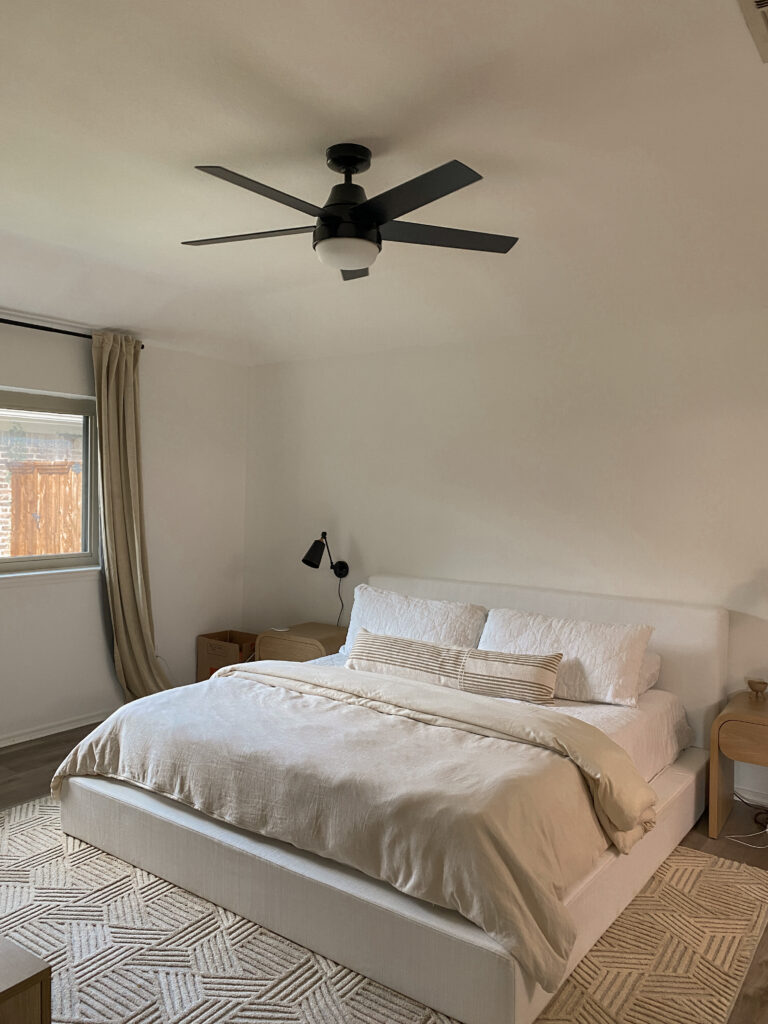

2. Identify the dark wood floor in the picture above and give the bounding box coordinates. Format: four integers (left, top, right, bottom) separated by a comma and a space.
0, 723, 99, 808
1, 729, 767, 1021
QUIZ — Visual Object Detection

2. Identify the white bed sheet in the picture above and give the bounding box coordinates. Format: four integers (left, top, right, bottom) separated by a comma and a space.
546, 690, 692, 782
312, 652, 348, 666
310, 653, 691, 782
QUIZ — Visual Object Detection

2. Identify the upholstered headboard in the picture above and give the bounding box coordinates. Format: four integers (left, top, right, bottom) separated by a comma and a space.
369, 575, 729, 748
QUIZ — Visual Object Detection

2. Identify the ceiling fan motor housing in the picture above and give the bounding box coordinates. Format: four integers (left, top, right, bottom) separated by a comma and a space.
312, 180, 382, 251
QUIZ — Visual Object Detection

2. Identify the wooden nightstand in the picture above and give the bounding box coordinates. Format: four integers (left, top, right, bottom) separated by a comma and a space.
709, 691, 768, 838
256, 622, 347, 662
0, 938, 50, 1024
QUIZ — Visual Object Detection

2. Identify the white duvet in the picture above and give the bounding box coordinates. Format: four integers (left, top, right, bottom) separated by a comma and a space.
316, 652, 693, 781
53, 661, 657, 991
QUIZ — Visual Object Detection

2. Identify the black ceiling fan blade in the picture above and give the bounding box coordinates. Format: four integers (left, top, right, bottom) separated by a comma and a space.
195, 166, 323, 219
379, 220, 518, 254
341, 268, 369, 281
351, 160, 481, 226
182, 226, 315, 246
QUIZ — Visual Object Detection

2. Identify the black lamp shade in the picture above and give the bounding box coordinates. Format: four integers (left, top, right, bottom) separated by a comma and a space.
302, 538, 326, 569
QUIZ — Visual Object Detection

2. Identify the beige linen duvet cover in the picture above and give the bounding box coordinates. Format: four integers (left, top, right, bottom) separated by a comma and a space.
52, 661, 656, 991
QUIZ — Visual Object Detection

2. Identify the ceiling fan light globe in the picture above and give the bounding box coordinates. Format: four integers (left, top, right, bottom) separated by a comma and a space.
315, 236, 380, 271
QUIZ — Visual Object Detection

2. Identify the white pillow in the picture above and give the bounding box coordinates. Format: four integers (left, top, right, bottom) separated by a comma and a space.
638, 652, 662, 695
342, 584, 487, 654
478, 608, 653, 707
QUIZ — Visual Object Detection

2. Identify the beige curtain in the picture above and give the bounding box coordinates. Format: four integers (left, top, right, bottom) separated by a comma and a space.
92, 332, 171, 700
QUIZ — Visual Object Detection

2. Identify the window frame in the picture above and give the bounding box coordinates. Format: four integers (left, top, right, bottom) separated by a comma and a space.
0, 388, 99, 575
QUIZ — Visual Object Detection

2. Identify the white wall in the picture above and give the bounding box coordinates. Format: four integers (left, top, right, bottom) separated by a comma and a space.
140, 344, 247, 684
0, 325, 248, 744
244, 319, 768, 798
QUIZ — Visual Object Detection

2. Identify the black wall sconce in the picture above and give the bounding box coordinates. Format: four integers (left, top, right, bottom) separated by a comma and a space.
301, 531, 349, 579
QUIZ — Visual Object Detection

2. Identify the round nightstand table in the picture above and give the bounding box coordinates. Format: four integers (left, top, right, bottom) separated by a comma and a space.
708, 690, 768, 838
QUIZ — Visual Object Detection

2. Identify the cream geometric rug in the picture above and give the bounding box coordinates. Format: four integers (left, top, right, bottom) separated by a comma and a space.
1, 798, 766, 1024
538, 845, 768, 1024
1, 798, 453, 1023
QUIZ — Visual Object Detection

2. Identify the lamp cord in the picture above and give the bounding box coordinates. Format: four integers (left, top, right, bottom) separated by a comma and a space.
336, 576, 344, 628
724, 792, 768, 848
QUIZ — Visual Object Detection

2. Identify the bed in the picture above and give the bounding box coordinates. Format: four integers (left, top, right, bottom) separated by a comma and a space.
56, 575, 729, 1024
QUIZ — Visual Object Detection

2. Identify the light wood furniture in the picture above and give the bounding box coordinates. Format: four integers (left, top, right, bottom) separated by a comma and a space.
256, 621, 346, 662
709, 690, 768, 838
0, 938, 50, 1024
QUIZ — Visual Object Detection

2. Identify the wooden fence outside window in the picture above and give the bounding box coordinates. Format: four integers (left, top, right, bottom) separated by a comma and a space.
7, 461, 83, 557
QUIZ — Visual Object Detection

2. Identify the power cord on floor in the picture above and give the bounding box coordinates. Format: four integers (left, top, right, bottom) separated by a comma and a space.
735, 791, 768, 827
724, 828, 768, 849
735, 791, 768, 812
724, 792, 768, 848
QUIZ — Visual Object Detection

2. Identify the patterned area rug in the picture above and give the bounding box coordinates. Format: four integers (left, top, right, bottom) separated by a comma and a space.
1, 799, 453, 1024
0, 798, 766, 1024
538, 845, 768, 1024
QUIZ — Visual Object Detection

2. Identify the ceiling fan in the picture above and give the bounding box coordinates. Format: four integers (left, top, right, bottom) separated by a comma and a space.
182, 143, 518, 281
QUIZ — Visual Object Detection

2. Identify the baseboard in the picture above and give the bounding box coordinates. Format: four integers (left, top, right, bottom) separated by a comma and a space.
0, 706, 119, 749
734, 785, 768, 807
734, 761, 768, 807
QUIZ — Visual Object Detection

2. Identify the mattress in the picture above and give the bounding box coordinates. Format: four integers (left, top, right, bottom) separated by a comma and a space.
310, 652, 690, 783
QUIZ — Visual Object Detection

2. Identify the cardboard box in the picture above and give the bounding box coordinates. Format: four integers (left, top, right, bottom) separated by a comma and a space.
196, 630, 259, 682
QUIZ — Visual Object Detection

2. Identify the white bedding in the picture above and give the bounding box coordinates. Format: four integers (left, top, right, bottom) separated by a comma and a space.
547, 690, 692, 782
313, 652, 348, 666
314, 653, 691, 782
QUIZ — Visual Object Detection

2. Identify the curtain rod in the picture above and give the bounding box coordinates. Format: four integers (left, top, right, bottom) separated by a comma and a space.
0, 316, 145, 349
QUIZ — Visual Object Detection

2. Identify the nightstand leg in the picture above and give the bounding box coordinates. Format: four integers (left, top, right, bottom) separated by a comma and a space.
709, 743, 734, 838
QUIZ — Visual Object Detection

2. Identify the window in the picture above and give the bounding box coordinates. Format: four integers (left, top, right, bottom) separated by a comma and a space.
0, 389, 98, 573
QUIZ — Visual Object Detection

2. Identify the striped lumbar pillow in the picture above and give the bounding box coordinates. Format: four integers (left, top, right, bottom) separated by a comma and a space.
346, 629, 562, 704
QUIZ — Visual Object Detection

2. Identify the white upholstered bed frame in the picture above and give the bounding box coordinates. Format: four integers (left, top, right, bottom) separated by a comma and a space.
59, 575, 729, 1024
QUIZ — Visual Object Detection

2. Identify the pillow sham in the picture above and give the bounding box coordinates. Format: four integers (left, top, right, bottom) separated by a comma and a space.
346, 628, 562, 704
638, 651, 662, 695
341, 584, 487, 654
478, 609, 652, 707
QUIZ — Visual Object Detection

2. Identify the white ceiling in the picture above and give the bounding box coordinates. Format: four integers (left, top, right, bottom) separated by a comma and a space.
0, 1, 766, 364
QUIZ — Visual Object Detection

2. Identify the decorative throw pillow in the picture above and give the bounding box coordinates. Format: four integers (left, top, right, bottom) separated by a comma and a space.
346, 628, 562, 704
637, 652, 662, 695
341, 584, 487, 654
478, 609, 653, 707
